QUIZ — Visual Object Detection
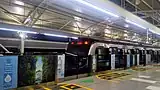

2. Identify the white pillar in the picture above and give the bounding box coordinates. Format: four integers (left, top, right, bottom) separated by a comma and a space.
20, 35, 25, 55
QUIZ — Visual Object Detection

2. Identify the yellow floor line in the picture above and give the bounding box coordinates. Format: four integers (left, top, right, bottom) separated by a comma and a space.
26, 87, 34, 90
72, 84, 93, 90
39, 85, 52, 90
60, 86, 72, 90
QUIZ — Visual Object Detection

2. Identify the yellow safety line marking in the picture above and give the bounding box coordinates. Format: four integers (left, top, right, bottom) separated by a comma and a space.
96, 72, 131, 81
71, 84, 93, 90
62, 83, 71, 87
25, 87, 34, 90
60, 86, 72, 90
39, 85, 52, 90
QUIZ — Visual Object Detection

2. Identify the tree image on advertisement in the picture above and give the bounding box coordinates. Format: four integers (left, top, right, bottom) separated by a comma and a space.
18, 55, 56, 86
18, 56, 37, 87
42, 55, 55, 82
35, 56, 43, 84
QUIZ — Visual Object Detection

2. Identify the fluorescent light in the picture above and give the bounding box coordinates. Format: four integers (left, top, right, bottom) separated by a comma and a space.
14, 0, 24, 6
19, 33, 27, 39
125, 19, 146, 29
85, 30, 91, 34
44, 33, 69, 38
124, 33, 128, 37
74, 16, 82, 21
149, 29, 160, 35
14, 7, 24, 14
74, 0, 119, 17
71, 37, 78, 39
44, 33, 78, 39
105, 29, 111, 34
124, 24, 129, 28
0, 28, 37, 34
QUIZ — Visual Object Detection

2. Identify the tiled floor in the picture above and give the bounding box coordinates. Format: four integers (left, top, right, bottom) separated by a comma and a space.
13, 65, 160, 90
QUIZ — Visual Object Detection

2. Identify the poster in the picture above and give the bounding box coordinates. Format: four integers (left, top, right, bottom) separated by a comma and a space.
127, 54, 130, 68
146, 54, 151, 65
0, 56, 18, 90
92, 55, 96, 72
111, 54, 115, 70
57, 54, 65, 79
18, 55, 56, 87
137, 54, 140, 66
35, 56, 43, 84
133, 55, 135, 66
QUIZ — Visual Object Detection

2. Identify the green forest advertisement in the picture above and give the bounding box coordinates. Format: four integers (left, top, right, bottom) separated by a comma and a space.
18, 55, 56, 87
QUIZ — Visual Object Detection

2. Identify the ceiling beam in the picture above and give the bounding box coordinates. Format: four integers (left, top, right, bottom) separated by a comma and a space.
126, 0, 160, 25
0, 6, 22, 24
23, 0, 47, 26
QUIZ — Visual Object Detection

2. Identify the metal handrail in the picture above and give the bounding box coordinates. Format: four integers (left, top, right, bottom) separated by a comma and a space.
0, 44, 12, 53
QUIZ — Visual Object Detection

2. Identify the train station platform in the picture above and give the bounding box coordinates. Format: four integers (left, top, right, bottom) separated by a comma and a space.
12, 65, 160, 90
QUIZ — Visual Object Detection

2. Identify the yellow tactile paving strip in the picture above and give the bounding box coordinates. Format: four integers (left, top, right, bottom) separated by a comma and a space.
12, 83, 93, 90
13, 65, 158, 90
59, 83, 93, 90
132, 67, 150, 71
96, 72, 130, 81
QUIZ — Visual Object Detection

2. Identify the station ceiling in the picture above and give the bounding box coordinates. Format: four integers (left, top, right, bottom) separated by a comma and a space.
0, 0, 159, 46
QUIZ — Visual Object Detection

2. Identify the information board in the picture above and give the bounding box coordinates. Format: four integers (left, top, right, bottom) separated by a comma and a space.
0, 56, 18, 90
57, 54, 65, 79
111, 54, 115, 70
127, 54, 130, 68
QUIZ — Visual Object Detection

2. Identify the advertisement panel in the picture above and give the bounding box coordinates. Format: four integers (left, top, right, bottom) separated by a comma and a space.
57, 54, 65, 79
137, 54, 140, 66
35, 56, 43, 84
111, 54, 115, 70
127, 54, 130, 68
146, 54, 151, 65
18, 55, 56, 87
133, 55, 135, 66
0, 56, 18, 90
92, 55, 96, 72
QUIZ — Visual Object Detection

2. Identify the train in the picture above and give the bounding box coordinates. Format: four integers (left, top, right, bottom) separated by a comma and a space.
1, 35, 160, 87
65, 37, 160, 76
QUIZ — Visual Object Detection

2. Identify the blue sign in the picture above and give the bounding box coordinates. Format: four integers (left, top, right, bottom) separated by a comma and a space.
0, 56, 18, 90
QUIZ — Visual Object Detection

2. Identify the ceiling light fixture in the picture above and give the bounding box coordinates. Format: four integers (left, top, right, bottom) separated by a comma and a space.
125, 19, 146, 29
85, 30, 91, 34
14, 0, 24, 6
74, 0, 119, 17
71, 37, 78, 39
18, 32, 27, 39
124, 24, 129, 28
44, 33, 78, 39
105, 29, 111, 34
44, 33, 68, 38
124, 33, 128, 37
0, 28, 37, 34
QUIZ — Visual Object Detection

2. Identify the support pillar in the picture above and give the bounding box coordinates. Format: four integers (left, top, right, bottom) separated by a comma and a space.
146, 29, 149, 43
20, 35, 25, 55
